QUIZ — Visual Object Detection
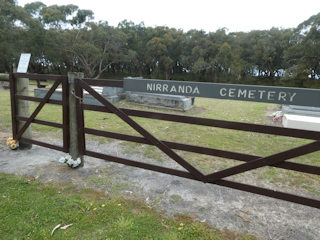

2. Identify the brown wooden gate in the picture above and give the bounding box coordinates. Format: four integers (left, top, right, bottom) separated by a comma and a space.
8, 73, 320, 209
74, 77, 320, 209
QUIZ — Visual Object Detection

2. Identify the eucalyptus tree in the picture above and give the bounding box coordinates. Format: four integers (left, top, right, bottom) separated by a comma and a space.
117, 20, 149, 75
190, 33, 220, 81
215, 42, 233, 81
0, 0, 32, 72
145, 27, 181, 79
17, 2, 94, 73
65, 22, 129, 78
284, 12, 320, 86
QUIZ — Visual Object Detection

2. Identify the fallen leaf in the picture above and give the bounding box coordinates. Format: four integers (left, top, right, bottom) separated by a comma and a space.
161, 222, 169, 229
60, 223, 73, 230
235, 212, 250, 222
78, 206, 86, 212
51, 224, 61, 236
240, 209, 249, 214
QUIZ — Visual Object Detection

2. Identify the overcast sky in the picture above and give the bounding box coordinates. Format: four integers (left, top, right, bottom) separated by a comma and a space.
18, 0, 320, 32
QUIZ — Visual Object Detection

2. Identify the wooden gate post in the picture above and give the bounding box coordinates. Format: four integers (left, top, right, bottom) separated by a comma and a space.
68, 72, 84, 167
16, 75, 32, 149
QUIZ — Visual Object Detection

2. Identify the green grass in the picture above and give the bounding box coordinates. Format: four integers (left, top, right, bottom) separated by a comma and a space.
0, 173, 258, 240
0, 88, 319, 194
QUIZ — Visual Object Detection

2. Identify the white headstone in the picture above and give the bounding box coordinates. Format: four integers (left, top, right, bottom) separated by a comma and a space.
17, 53, 31, 73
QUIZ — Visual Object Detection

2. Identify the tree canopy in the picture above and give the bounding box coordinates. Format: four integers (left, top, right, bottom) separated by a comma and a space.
1, 0, 319, 88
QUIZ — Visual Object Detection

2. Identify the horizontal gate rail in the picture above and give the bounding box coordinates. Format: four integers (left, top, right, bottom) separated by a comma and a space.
13, 73, 66, 81
15, 95, 63, 105
85, 149, 320, 209
81, 78, 123, 87
214, 179, 320, 209
84, 128, 320, 175
16, 116, 63, 128
10, 73, 68, 153
84, 127, 260, 161
21, 137, 65, 152
82, 104, 320, 140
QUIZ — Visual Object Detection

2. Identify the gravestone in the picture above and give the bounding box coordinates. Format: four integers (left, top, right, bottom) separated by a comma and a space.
126, 91, 195, 111
282, 105, 320, 117
34, 86, 124, 105
102, 86, 123, 95
282, 105, 320, 131
124, 77, 195, 111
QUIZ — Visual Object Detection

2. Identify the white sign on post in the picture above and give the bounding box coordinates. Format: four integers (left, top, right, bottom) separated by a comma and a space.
17, 53, 31, 73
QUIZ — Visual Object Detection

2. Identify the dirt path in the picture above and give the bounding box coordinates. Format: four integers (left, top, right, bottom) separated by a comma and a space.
0, 131, 319, 240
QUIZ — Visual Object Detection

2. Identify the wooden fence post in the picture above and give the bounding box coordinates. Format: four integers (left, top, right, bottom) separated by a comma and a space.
68, 72, 84, 167
16, 75, 32, 149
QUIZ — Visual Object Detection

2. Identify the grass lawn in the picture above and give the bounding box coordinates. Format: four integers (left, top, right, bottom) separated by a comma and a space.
0, 86, 319, 194
0, 173, 258, 240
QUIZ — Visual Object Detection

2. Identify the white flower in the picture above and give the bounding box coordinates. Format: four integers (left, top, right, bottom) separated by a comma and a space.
58, 155, 82, 168
67, 158, 74, 166
58, 157, 66, 163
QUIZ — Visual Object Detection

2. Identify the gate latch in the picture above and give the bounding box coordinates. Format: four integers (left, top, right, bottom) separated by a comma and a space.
71, 90, 83, 104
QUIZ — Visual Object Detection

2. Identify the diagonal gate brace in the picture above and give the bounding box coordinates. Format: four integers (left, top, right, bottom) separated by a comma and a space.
78, 79, 207, 182
206, 140, 320, 182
